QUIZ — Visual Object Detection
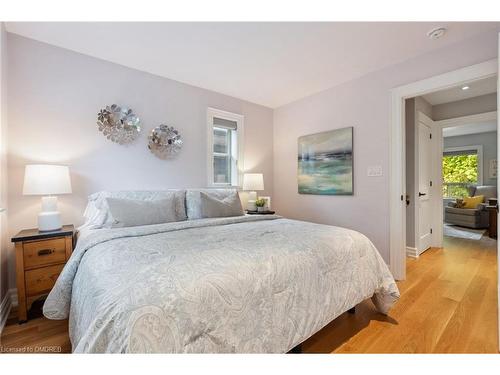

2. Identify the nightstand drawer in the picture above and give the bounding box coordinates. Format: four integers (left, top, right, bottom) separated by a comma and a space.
12, 225, 74, 323
25, 263, 65, 297
23, 238, 67, 269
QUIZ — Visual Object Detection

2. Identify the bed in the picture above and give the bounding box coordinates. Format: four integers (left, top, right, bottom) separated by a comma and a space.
43, 190, 399, 353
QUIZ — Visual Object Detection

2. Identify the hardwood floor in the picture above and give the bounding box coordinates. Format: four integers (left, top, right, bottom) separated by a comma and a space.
304, 234, 498, 353
0, 235, 497, 353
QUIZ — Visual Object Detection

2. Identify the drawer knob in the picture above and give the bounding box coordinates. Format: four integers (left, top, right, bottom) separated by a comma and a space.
37, 248, 54, 256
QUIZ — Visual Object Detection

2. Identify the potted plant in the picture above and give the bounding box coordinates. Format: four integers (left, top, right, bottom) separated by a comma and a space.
255, 198, 267, 212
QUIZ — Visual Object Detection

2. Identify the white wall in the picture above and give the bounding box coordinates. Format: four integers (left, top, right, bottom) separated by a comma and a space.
0, 23, 8, 304
6, 34, 274, 289
4, 28, 499, 285
433, 93, 497, 121
273, 30, 499, 262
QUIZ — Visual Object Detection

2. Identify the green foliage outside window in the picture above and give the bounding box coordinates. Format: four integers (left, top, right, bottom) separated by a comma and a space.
442, 154, 478, 198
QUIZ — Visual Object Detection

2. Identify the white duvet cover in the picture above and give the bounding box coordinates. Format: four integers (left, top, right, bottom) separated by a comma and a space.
44, 215, 399, 353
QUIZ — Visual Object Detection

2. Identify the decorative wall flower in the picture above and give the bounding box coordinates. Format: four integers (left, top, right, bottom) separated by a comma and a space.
148, 125, 182, 159
97, 104, 141, 144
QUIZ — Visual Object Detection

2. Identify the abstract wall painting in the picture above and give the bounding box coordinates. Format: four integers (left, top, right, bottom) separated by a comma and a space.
298, 127, 353, 195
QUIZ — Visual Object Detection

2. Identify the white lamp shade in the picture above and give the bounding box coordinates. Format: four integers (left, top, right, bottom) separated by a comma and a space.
23, 164, 72, 196
243, 173, 264, 191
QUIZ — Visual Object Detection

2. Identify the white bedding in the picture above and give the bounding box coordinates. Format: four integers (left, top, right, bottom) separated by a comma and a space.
44, 215, 399, 353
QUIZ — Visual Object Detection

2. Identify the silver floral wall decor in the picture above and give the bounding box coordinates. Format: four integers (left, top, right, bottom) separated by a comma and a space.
97, 104, 141, 144
148, 125, 183, 159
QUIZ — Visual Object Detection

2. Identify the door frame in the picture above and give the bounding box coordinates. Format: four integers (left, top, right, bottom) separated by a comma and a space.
432, 111, 497, 248
389, 58, 497, 280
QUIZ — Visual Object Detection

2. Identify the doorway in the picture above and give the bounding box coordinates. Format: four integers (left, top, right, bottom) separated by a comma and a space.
389, 59, 498, 280
391, 59, 499, 351
405, 77, 497, 257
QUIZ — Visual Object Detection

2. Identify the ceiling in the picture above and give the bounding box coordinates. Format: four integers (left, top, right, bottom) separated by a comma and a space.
6, 22, 500, 108
423, 76, 498, 106
443, 120, 497, 138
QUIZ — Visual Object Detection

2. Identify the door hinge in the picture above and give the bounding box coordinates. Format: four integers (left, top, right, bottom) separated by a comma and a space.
430, 228, 433, 234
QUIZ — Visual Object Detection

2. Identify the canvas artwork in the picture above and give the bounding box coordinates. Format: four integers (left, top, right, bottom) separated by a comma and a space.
298, 127, 353, 195
489, 159, 497, 179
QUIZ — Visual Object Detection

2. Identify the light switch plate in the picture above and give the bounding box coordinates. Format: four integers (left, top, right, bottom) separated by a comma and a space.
367, 165, 383, 177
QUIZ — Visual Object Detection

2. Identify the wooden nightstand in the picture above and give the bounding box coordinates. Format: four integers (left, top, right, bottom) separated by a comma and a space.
11, 225, 74, 323
245, 210, 276, 215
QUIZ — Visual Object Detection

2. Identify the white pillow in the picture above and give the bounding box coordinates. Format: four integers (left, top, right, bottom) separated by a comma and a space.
186, 189, 241, 219
106, 197, 181, 228
199, 192, 244, 218
80, 190, 186, 229
82, 200, 102, 228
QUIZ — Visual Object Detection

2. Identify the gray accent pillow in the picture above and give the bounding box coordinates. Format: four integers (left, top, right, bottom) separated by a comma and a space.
105, 197, 183, 228
199, 192, 244, 218
186, 189, 241, 219
84, 190, 187, 229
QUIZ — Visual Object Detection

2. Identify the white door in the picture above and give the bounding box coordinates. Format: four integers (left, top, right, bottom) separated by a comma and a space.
418, 120, 432, 253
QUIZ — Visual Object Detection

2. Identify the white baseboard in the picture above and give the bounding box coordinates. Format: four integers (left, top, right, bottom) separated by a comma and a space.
9, 288, 18, 308
0, 289, 13, 335
418, 247, 431, 257
406, 246, 419, 258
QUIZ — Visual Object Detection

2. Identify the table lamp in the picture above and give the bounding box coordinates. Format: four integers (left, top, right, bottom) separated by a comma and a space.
243, 173, 264, 211
23, 164, 72, 231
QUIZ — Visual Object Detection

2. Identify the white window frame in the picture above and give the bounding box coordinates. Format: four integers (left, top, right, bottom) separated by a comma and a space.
443, 145, 484, 186
207, 107, 244, 187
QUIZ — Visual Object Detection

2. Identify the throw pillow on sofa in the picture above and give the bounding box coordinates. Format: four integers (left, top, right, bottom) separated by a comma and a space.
462, 195, 484, 209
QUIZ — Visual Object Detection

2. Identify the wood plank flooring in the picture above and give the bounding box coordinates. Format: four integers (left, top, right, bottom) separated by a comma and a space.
303, 235, 498, 353
0, 234, 497, 353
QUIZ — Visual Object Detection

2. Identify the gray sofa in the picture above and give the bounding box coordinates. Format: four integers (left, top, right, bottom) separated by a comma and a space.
444, 185, 497, 229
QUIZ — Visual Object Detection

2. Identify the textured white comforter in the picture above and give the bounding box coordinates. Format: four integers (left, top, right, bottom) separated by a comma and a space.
43, 215, 399, 353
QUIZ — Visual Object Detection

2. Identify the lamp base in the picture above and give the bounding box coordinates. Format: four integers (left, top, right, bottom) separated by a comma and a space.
247, 200, 257, 211
38, 211, 62, 232
246, 191, 257, 211
38, 196, 62, 231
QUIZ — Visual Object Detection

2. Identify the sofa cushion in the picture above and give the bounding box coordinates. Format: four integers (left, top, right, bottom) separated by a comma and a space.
445, 214, 482, 227
444, 207, 481, 216
474, 186, 497, 201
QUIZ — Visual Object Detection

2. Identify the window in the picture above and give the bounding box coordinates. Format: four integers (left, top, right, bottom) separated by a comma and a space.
442, 145, 483, 198
207, 108, 244, 187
